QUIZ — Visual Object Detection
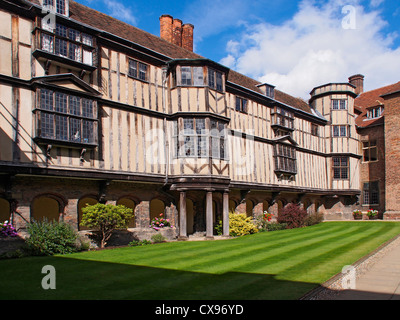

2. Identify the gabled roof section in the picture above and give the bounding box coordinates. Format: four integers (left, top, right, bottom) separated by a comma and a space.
272, 135, 298, 146
31, 73, 101, 96
355, 81, 400, 128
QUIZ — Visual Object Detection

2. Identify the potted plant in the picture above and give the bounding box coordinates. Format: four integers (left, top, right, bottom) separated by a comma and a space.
367, 209, 378, 220
150, 213, 172, 231
353, 210, 363, 220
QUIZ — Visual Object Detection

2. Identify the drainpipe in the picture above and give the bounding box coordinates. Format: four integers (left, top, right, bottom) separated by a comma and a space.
162, 65, 169, 186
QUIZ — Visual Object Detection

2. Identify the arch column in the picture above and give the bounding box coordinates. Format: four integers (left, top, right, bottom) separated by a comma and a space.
223, 192, 230, 237
179, 191, 188, 240
206, 191, 214, 239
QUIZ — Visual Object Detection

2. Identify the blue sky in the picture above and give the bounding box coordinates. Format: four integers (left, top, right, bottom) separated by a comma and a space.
76, 0, 400, 99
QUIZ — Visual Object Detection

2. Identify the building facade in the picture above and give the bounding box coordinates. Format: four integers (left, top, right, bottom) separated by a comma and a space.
0, 0, 397, 241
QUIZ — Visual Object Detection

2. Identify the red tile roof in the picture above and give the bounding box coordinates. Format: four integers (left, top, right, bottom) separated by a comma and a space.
26, 0, 313, 114
355, 81, 400, 128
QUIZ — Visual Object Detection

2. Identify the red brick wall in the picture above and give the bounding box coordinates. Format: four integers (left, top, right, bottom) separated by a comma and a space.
384, 92, 400, 219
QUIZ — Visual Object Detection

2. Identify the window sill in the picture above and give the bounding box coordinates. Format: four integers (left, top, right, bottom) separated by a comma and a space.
34, 137, 97, 149
33, 50, 97, 72
271, 124, 295, 132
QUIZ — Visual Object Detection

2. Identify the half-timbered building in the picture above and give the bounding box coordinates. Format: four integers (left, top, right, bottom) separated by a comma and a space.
2, 0, 389, 241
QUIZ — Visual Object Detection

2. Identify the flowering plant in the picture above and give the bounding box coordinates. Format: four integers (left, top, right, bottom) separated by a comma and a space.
352, 210, 362, 217
0, 221, 18, 238
262, 211, 273, 222
367, 209, 378, 218
150, 213, 172, 231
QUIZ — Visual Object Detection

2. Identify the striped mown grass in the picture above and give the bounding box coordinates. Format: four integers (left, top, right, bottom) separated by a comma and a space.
1, 221, 400, 300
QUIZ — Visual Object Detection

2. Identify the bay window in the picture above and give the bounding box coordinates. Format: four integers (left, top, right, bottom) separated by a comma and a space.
274, 143, 297, 175
174, 118, 228, 160
35, 89, 98, 146
40, 22, 95, 66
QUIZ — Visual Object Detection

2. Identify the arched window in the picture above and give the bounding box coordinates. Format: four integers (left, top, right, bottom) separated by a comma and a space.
229, 199, 237, 213
0, 198, 11, 222
32, 195, 62, 222
78, 196, 98, 230
117, 197, 136, 228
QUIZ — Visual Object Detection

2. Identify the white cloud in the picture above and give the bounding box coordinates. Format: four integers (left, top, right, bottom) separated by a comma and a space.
103, 0, 137, 26
219, 0, 400, 99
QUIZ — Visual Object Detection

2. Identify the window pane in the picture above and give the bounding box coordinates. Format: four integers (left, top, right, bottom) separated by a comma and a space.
198, 137, 208, 157
341, 157, 348, 166
193, 67, 204, 86
55, 38, 68, 57
333, 168, 341, 179
181, 67, 192, 86
55, 115, 68, 141
70, 118, 81, 142
69, 96, 80, 116
69, 43, 81, 62
41, 89, 53, 111
341, 168, 348, 179
82, 120, 94, 143
82, 34, 93, 46
340, 126, 347, 137
129, 60, 137, 78
83, 50, 93, 66
363, 148, 370, 162
68, 29, 80, 42
41, 113, 54, 139
42, 34, 54, 52
139, 63, 147, 81
183, 119, 194, 134
55, 92, 67, 113
216, 72, 223, 91
332, 100, 339, 110
196, 119, 206, 135
55, 24, 67, 37
340, 100, 347, 109
82, 99, 94, 118
56, 0, 66, 15
184, 136, 195, 156
333, 126, 339, 137
208, 70, 215, 89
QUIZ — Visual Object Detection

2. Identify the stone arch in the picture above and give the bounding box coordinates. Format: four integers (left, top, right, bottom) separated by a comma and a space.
78, 195, 99, 231
116, 196, 138, 228
0, 197, 11, 222
31, 193, 67, 222
150, 198, 166, 222
246, 199, 254, 218
229, 199, 237, 213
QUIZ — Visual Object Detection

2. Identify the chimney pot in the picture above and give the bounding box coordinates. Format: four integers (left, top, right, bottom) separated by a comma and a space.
349, 74, 365, 95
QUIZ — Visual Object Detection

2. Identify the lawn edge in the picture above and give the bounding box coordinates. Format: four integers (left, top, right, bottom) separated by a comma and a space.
300, 232, 400, 300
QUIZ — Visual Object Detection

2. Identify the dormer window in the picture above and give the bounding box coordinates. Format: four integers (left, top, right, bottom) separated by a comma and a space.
271, 106, 295, 132
173, 65, 225, 92
367, 106, 383, 119
43, 0, 69, 17
39, 22, 95, 67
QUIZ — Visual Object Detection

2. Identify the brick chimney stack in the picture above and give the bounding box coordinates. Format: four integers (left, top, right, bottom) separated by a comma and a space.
182, 24, 194, 52
349, 74, 365, 95
160, 15, 194, 52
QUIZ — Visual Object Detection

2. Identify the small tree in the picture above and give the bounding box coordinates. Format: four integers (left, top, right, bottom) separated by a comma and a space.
277, 203, 308, 229
81, 203, 134, 248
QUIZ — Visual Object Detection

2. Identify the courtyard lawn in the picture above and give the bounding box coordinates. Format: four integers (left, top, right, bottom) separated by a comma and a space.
1, 221, 400, 300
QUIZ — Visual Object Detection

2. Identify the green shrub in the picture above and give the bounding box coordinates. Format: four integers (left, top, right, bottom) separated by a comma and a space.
25, 219, 80, 256
229, 212, 258, 237
264, 222, 288, 231
81, 203, 134, 248
129, 239, 152, 247
304, 212, 324, 226
151, 233, 166, 243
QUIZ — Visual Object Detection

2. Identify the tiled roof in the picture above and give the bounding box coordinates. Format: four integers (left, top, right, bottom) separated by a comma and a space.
355, 81, 400, 128
26, 0, 313, 115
